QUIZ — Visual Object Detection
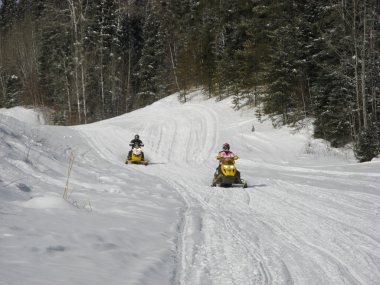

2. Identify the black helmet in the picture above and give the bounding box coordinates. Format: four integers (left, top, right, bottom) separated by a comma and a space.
223, 143, 230, 150
135, 134, 139, 139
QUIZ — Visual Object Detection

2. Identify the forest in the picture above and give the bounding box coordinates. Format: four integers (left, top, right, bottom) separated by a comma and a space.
0, 0, 379, 161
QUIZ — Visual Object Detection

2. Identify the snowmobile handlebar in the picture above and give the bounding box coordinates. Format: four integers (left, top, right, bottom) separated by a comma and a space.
130, 143, 144, 147
217, 154, 239, 160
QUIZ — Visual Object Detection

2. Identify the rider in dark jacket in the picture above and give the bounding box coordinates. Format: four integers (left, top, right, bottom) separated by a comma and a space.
128, 134, 144, 160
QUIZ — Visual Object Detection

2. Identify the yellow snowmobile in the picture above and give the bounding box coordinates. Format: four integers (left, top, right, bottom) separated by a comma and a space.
212, 155, 247, 188
126, 146, 148, 166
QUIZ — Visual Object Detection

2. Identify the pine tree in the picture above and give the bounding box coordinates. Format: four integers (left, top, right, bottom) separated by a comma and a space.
263, 1, 307, 125
136, 1, 169, 107
119, 2, 144, 111
10, 0, 45, 107
173, 0, 203, 97
311, 1, 360, 147
0, 0, 17, 33
0, 0, 19, 108
86, 0, 123, 120
215, 1, 257, 101
230, 2, 271, 109
38, 0, 73, 123
354, 121, 380, 162
2, 74, 21, 108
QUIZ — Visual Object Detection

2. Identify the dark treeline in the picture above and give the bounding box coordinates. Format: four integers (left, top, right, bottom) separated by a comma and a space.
0, 0, 379, 161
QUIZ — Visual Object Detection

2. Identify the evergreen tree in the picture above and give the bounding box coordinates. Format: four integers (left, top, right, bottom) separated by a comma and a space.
173, 0, 203, 96
354, 122, 380, 162
2, 74, 21, 108
311, 70, 354, 147
0, 0, 17, 33
12, 0, 45, 107
86, 0, 123, 120
0, 0, 378, 162
0, 0, 18, 108
231, 2, 271, 109
119, 4, 144, 111
38, 0, 72, 122
215, 1, 257, 101
17, 0, 45, 21
311, 1, 359, 147
263, 1, 303, 124
197, 1, 218, 97
136, 1, 169, 107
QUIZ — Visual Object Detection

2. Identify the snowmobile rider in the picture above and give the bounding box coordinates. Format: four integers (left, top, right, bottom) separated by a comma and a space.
128, 134, 144, 160
217, 143, 237, 164
215, 143, 240, 177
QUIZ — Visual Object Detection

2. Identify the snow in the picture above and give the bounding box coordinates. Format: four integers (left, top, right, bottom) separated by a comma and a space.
0, 106, 46, 125
0, 91, 379, 285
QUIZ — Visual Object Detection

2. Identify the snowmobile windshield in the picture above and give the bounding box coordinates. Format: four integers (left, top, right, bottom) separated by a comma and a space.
221, 157, 235, 165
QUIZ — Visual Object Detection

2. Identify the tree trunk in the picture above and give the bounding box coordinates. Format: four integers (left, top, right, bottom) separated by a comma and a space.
169, 42, 183, 101
300, 80, 307, 120
68, 0, 82, 124
100, 4, 105, 119
353, 0, 362, 130
126, 46, 131, 113
63, 58, 72, 115
361, 0, 368, 129
80, 1, 88, 124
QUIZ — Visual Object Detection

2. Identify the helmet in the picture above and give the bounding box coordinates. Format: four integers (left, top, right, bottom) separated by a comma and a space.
135, 134, 139, 139
223, 143, 230, 150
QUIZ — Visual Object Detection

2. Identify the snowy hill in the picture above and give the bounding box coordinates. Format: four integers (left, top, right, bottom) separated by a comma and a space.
1, 91, 379, 285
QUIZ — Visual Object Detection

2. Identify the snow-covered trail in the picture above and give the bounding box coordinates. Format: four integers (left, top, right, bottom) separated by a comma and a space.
76, 93, 380, 285
1, 92, 379, 285
0, 114, 186, 285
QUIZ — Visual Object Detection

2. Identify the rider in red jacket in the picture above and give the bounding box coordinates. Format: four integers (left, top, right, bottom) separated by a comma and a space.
215, 143, 240, 177
217, 143, 237, 163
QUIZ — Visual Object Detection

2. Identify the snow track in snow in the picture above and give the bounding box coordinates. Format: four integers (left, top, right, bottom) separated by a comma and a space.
76, 94, 380, 285
159, 177, 273, 285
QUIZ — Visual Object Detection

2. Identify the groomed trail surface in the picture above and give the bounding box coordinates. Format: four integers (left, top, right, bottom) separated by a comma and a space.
1, 91, 379, 285
76, 92, 380, 285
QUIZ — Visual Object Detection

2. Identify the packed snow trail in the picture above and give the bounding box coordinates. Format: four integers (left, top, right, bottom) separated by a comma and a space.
77, 93, 380, 285
0, 114, 184, 285
1, 92, 379, 285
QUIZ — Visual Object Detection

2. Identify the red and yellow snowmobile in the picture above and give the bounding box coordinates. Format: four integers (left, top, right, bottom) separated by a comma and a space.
212, 156, 247, 188
126, 146, 148, 166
